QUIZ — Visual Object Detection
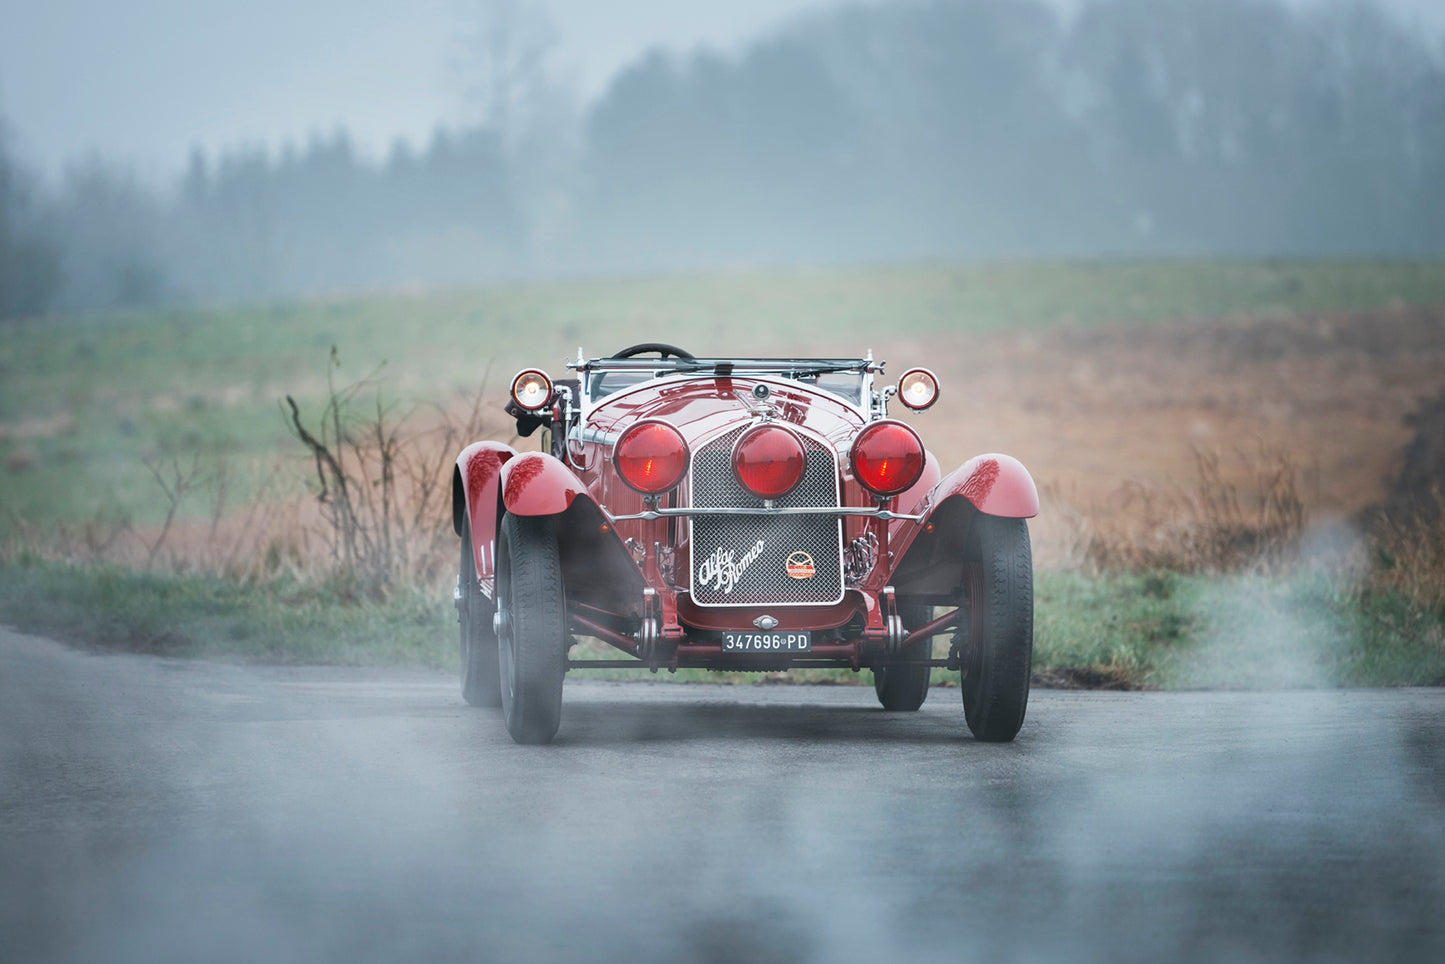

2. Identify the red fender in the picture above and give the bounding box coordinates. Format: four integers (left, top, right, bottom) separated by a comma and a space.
932, 453, 1038, 519
499, 452, 590, 516
454, 441, 518, 593
883, 454, 1038, 597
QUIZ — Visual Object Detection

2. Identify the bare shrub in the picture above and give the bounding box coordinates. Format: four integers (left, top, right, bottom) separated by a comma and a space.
2, 349, 498, 601
146, 458, 309, 581
1079, 446, 1310, 575
141, 453, 204, 569
284, 347, 495, 598
1372, 486, 1445, 617
1359, 385, 1445, 617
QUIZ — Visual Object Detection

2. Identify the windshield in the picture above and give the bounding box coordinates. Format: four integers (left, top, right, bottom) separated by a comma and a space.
588, 368, 865, 404
587, 370, 655, 399
797, 371, 864, 404
586, 357, 873, 405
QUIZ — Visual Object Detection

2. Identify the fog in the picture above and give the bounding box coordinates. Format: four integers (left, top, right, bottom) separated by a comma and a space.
3, 0, 1445, 314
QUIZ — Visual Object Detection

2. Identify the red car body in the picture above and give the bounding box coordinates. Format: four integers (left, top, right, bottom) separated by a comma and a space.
452, 347, 1038, 744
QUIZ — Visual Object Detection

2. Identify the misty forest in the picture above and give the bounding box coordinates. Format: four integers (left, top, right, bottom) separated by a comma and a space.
2, 0, 1444, 318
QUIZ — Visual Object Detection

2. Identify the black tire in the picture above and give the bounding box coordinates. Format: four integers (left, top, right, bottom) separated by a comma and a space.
873, 603, 934, 711
495, 512, 568, 745
458, 516, 502, 707
959, 515, 1033, 742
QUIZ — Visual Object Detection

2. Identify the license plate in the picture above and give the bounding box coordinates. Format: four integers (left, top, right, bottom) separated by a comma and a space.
722, 632, 812, 653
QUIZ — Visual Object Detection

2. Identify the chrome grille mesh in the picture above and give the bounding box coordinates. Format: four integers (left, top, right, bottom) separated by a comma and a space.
689, 428, 843, 606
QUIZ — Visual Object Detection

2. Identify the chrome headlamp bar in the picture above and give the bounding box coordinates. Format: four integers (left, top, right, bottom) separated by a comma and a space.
574, 426, 619, 446
606, 505, 924, 523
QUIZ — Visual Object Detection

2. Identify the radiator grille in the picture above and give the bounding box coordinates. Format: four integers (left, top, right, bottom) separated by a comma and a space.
689, 427, 843, 606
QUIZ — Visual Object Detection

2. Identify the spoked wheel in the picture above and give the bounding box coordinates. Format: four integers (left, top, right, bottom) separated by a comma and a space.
959, 515, 1034, 742
873, 603, 935, 711
458, 516, 501, 707
495, 512, 568, 745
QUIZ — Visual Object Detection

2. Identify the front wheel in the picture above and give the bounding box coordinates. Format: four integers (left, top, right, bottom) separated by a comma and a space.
873, 603, 934, 711
495, 512, 568, 745
959, 515, 1033, 742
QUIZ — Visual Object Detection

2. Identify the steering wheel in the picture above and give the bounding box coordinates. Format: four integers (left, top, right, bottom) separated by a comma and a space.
610, 343, 695, 360
590, 344, 695, 399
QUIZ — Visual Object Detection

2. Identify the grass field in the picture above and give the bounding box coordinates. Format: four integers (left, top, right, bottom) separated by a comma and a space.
3, 258, 1444, 688
5, 259, 1444, 527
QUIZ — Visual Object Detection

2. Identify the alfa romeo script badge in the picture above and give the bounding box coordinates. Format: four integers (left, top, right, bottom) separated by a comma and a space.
697, 540, 766, 595
786, 551, 816, 579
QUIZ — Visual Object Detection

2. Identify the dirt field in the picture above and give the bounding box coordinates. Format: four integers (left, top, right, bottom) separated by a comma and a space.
883, 305, 1445, 565
4, 277, 1443, 580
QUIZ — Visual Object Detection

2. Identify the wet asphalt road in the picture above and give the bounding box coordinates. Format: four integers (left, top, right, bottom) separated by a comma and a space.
2, 626, 1443, 963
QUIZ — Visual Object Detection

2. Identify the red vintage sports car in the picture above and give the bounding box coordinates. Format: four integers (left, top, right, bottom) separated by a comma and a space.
453, 344, 1038, 744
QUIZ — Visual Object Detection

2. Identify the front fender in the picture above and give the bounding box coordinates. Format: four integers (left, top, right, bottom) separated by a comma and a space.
932, 453, 1038, 519
453, 441, 519, 594
499, 452, 589, 516
884, 454, 1038, 601
497, 452, 643, 612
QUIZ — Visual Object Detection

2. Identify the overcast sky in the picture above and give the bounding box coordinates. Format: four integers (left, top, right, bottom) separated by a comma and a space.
2, 0, 1442, 183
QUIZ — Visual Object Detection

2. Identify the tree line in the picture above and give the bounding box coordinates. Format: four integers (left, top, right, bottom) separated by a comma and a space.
3, 0, 1442, 318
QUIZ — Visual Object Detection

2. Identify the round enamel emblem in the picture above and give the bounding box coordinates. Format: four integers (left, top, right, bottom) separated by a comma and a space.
785, 551, 816, 579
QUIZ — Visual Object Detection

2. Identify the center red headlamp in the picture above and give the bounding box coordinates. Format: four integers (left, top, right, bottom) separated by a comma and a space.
732, 424, 806, 499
